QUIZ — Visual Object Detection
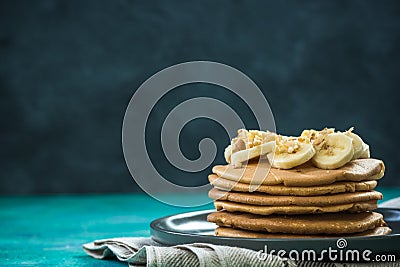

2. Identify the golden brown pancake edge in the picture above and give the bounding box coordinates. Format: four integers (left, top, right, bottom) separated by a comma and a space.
207, 211, 385, 234
208, 174, 378, 196
213, 200, 378, 215
212, 158, 384, 187
208, 188, 382, 206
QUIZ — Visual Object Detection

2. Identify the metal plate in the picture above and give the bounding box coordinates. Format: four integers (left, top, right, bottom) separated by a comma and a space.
151, 208, 400, 257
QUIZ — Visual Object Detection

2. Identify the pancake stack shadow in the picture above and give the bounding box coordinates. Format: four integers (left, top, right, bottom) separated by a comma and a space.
207, 159, 391, 238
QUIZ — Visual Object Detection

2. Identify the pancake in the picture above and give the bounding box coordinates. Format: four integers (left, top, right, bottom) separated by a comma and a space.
208, 175, 378, 196
213, 200, 378, 215
209, 188, 382, 206
207, 211, 386, 234
212, 158, 385, 187
215, 226, 392, 238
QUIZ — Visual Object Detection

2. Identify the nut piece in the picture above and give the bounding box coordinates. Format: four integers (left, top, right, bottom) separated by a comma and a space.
300, 128, 335, 148
275, 135, 301, 154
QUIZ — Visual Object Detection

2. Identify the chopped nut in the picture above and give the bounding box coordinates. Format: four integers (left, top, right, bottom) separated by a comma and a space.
274, 135, 302, 154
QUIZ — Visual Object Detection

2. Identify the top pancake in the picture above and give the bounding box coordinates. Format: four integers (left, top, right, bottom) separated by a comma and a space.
208, 175, 378, 196
212, 158, 384, 187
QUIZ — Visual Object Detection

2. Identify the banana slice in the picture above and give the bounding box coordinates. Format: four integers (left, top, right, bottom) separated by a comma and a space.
344, 129, 364, 160
312, 132, 354, 169
225, 129, 276, 167
267, 138, 316, 169
224, 145, 232, 163
360, 143, 370, 158
231, 141, 274, 167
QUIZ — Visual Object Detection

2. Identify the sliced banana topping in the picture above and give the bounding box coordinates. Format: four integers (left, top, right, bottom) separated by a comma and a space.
311, 132, 354, 169
267, 135, 315, 169
224, 127, 371, 170
344, 127, 364, 160
224, 129, 275, 167
360, 143, 371, 159
231, 142, 275, 168
224, 145, 233, 163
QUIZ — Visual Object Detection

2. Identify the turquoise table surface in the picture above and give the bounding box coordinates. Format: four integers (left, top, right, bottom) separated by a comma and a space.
1, 188, 399, 266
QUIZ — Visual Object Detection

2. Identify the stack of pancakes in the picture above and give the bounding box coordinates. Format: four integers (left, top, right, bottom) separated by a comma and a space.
207, 158, 391, 238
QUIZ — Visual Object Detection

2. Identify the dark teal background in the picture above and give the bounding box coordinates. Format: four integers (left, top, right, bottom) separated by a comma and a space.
1, 0, 399, 194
